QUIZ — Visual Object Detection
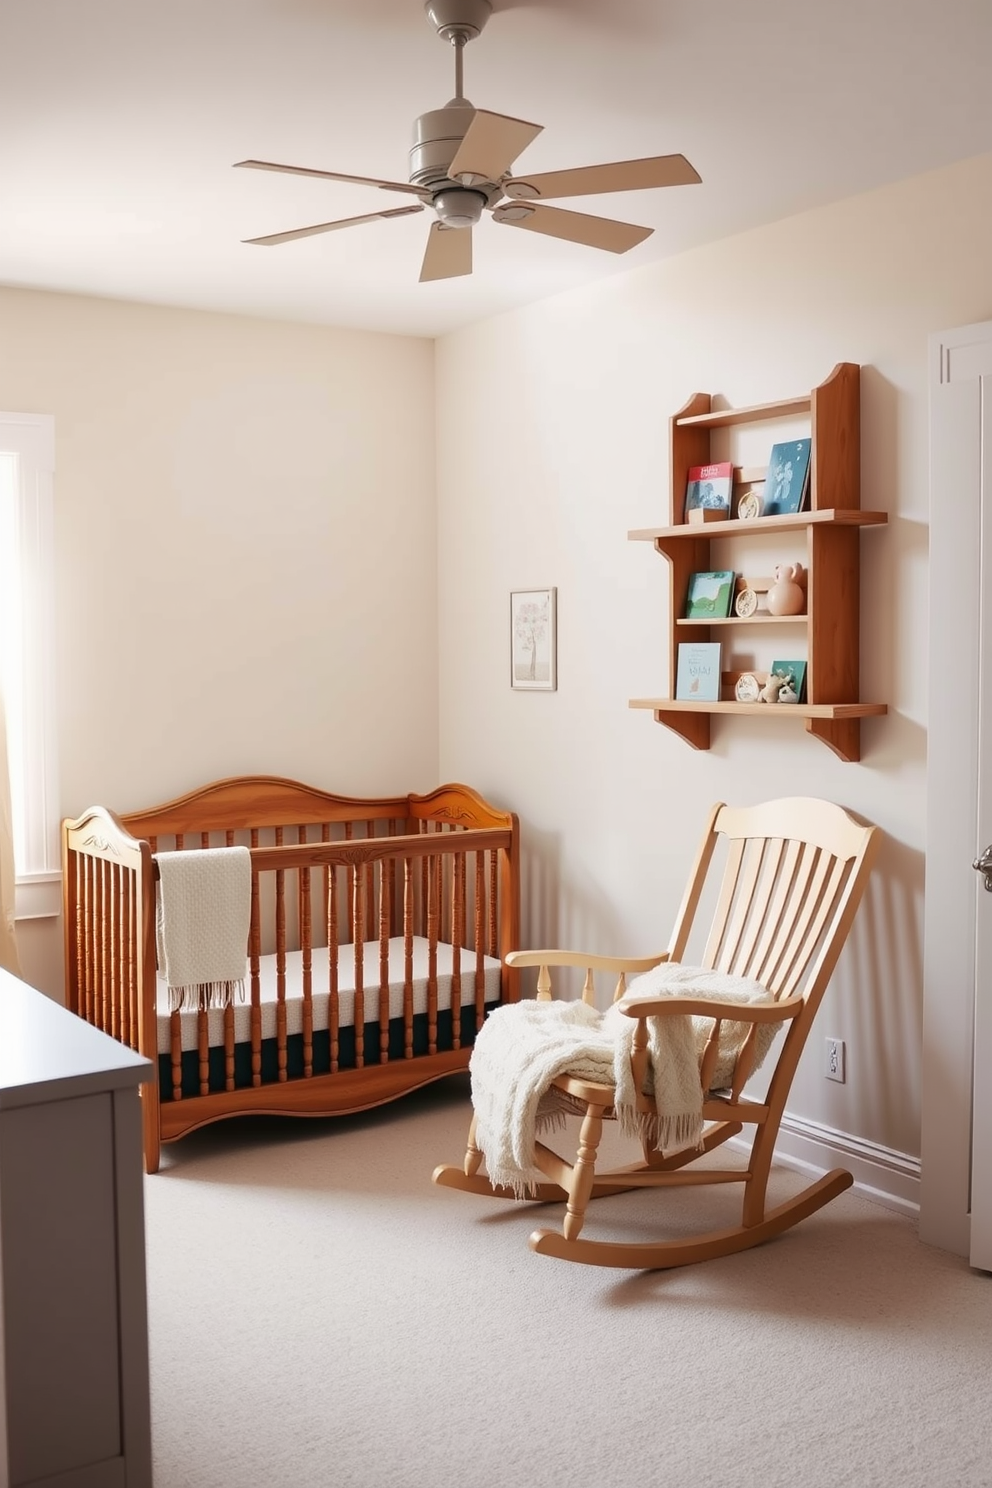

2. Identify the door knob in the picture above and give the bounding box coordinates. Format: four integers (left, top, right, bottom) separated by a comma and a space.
974, 845, 992, 891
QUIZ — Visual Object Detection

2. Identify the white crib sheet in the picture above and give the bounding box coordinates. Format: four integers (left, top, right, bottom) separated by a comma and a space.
157, 935, 502, 1053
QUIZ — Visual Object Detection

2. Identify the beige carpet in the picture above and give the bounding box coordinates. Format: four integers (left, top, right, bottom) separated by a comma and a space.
144, 1076, 992, 1488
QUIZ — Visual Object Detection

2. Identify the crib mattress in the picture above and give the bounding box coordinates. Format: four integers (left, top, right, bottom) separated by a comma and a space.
157, 935, 502, 1054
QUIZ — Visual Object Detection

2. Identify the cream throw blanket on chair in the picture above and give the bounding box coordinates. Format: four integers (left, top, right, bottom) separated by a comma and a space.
469, 963, 783, 1198
154, 847, 251, 1012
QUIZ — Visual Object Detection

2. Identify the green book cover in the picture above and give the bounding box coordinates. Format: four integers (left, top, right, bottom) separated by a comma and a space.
685, 570, 735, 619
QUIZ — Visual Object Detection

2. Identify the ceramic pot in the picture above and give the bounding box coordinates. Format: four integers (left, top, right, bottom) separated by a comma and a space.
766, 562, 806, 616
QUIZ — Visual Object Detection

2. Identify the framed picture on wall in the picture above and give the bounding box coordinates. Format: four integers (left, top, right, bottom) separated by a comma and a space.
510, 588, 557, 691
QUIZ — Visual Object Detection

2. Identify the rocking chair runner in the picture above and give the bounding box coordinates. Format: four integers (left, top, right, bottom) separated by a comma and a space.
433, 796, 880, 1270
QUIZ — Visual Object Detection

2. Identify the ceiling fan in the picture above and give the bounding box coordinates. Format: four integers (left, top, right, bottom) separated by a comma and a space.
234, 0, 701, 283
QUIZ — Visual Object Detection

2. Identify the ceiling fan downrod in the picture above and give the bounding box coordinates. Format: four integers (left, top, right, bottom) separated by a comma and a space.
424, 0, 492, 99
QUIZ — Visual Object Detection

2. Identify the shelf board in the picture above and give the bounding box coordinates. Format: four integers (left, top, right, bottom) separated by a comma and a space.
675, 395, 812, 429
676, 615, 806, 627
629, 699, 888, 720
629, 509, 888, 542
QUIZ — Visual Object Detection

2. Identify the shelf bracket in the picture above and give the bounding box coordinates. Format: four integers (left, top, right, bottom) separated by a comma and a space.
653, 710, 711, 751
806, 717, 860, 764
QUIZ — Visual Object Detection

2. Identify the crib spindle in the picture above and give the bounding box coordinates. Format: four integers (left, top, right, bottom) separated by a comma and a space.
328, 862, 340, 1074
364, 820, 376, 951
403, 857, 414, 1059
488, 850, 498, 959
97, 856, 108, 1032
379, 859, 391, 1062
224, 1003, 235, 1092
249, 838, 262, 1087
474, 852, 486, 1024
451, 851, 465, 1050
299, 827, 314, 1079
427, 852, 440, 1055
353, 865, 365, 1068
275, 843, 288, 1083
197, 1008, 209, 1096
170, 1012, 182, 1101
83, 854, 96, 1027
106, 859, 118, 1038
121, 863, 133, 1048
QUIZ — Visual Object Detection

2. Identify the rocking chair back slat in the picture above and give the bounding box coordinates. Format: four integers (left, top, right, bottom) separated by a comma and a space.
724, 838, 781, 981
711, 837, 765, 973
701, 837, 746, 968
740, 838, 800, 987
779, 856, 849, 1002
745, 841, 820, 995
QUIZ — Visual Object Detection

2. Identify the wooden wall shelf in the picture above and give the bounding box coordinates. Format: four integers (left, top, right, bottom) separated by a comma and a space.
629, 363, 887, 763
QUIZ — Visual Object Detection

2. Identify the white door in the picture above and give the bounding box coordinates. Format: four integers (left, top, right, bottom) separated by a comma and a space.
922, 320, 992, 1265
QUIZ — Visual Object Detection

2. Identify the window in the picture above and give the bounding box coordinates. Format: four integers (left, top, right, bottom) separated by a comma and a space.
0, 413, 59, 918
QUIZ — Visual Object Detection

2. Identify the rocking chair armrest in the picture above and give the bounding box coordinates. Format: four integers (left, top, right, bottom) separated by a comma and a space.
504, 949, 670, 975
615, 993, 805, 1024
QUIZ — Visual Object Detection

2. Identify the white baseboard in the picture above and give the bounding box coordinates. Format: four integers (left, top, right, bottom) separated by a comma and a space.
732, 1112, 921, 1218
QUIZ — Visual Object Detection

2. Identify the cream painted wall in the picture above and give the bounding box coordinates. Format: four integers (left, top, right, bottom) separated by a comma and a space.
436, 151, 992, 1163
1, 288, 438, 999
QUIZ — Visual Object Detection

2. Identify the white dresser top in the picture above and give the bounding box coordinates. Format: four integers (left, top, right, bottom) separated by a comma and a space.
0, 968, 152, 1110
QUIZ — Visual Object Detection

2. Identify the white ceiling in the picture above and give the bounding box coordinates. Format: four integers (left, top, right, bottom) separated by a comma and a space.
3, 0, 991, 339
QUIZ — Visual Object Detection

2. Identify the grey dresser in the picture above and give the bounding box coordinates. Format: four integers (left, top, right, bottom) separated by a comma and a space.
0, 968, 153, 1488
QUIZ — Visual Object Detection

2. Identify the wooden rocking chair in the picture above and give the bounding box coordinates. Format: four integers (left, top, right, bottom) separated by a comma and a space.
433, 797, 879, 1269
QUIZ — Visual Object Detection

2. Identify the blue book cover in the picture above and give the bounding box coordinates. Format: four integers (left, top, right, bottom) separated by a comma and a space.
675, 642, 722, 702
763, 439, 811, 516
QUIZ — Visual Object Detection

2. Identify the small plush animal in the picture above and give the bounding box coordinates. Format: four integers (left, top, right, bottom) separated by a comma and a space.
760, 674, 784, 704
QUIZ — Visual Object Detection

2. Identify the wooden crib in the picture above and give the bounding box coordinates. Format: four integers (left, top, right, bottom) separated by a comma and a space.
62, 775, 519, 1172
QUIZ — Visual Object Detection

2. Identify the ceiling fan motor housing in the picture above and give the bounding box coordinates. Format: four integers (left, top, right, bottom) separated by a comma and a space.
409, 102, 503, 216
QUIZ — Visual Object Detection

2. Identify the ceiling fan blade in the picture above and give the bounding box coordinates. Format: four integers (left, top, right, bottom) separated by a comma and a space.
234, 159, 430, 200
419, 223, 473, 282
447, 110, 543, 187
243, 204, 424, 246
503, 153, 701, 201
492, 201, 652, 254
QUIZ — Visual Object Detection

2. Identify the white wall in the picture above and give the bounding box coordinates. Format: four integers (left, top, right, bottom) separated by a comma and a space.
435, 151, 992, 1172
0, 288, 438, 997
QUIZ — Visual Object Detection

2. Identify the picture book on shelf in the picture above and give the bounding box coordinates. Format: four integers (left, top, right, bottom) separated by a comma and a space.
763, 439, 811, 516
684, 461, 734, 521
675, 642, 722, 702
769, 659, 807, 703
685, 570, 735, 620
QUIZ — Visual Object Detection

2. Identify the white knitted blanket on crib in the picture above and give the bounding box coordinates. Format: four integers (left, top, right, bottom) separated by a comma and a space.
154, 846, 251, 1012
469, 963, 783, 1199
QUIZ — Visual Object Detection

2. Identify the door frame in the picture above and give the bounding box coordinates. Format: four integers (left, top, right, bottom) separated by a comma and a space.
921, 320, 992, 1258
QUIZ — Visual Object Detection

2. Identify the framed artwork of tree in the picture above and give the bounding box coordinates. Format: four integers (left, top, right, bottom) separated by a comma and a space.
510, 587, 557, 691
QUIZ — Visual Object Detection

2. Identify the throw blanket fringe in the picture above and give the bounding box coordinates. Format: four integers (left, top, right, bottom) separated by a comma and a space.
154, 847, 251, 1013
470, 963, 784, 1199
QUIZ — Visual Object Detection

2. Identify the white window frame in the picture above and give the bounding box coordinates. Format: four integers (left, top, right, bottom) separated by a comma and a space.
0, 412, 60, 919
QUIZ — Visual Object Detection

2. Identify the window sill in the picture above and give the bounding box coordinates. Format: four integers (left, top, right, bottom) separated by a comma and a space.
15, 872, 61, 921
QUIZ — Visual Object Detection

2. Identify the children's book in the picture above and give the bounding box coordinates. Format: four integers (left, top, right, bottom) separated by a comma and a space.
675, 642, 722, 702
683, 461, 734, 521
769, 658, 807, 703
763, 439, 811, 516
685, 570, 735, 619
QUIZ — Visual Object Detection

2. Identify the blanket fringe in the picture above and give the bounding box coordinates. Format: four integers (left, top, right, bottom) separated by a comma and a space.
614, 1102, 704, 1155
168, 977, 246, 1014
